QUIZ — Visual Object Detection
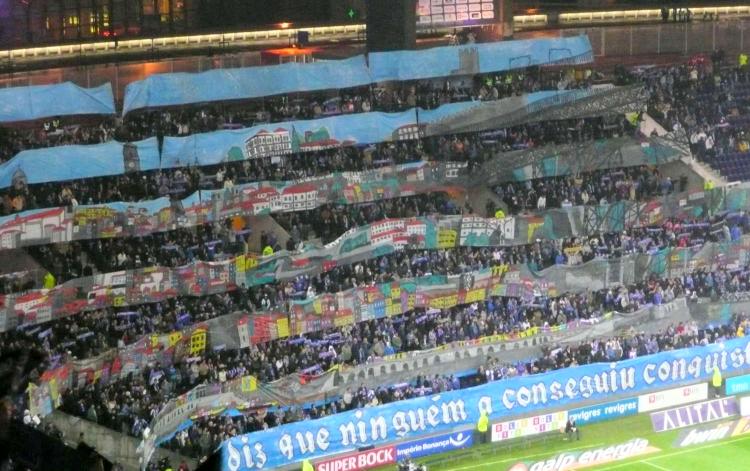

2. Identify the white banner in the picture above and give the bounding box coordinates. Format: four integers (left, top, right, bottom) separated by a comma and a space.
638, 383, 708, 413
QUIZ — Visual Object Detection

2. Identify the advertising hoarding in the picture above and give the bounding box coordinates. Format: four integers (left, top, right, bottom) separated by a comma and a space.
637, 383, 708, 413
505, 438, 659, 471
491, 411, 568, 442
315, 446, 395, 471
673, 417, 750, 448
567, 398, 638, 425
650, 397, 738, 432
395, 431, 473, 460
416, 0, 498, 27
741, 396, 750, 417
726, 373, 750, 395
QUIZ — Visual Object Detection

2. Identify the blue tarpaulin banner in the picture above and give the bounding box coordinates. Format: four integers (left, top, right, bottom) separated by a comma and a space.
0, 89, 595, 188
0, 138, 162, 187
0, 82, 115, 123
122, 55, 373, 114
221, 336, 750, 470
122, 36, 592, 114
367, 36, 593, 82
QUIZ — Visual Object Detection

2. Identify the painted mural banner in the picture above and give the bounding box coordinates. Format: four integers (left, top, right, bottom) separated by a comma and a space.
5, 212, 750, 334
27, 320, 211, 417
24, 264, 565, 419
131, 294, 686, 454
0, 159, 731, 256
0, 160, 466, 250
219, 337, 750, 469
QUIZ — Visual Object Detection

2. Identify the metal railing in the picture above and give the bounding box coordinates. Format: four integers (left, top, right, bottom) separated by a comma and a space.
563, 19, 750, 58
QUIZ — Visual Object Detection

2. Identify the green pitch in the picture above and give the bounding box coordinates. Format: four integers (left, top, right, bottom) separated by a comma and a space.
375, 413, 750, 471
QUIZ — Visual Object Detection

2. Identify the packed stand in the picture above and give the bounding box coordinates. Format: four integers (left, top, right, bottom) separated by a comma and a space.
158, 312, 748, 460
492, 165, 687, 214
0, 66, 594, 166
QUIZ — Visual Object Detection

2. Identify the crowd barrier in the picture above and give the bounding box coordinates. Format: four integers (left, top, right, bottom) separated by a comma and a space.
122, 36, 593, 114
3, 185, 748, 333
0, 82, 115, 123
2, 87, 615, 188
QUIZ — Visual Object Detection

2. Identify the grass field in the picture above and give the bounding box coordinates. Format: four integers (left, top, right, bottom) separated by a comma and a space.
376, 412, 750, 471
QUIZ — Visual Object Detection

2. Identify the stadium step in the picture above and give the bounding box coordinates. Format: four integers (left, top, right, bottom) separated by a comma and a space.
682, 155, 727, 187
43, 410, 196, 471
246, 214, 291, 252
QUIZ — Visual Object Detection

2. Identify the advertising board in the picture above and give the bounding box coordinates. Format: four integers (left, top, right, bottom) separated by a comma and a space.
741, 396, 750, 417
673, 417, 750, 448
395, 431, 473, 460
315, 447, 395, 471
650, 397, 738, 432
416, 0, 497, 27
505, 438, 659, 471
726, 373, 750, 395
637, 383, 708, 413
491, 411, 568, 442
568, 398, 638, 425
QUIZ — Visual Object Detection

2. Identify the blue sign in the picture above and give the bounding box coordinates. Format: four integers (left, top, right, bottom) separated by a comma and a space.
123, 36, 593, 113
222, 337, 750, 470
726, 373, 750, 395
395, 431, 473, 460
567, 398, 638, 425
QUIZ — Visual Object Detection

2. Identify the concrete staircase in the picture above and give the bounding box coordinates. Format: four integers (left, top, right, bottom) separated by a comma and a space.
462, 184, 506, 217
679, 155, 726, 187
245, 214, 291, 251
44, 410, 197, 471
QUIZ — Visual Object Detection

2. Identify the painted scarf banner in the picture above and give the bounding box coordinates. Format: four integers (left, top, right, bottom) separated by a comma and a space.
4, 214, 750, 334
221, 337, 750, 470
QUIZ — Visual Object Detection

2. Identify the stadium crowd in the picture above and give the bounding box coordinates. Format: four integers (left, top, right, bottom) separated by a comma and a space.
6, 49, 750, 471
16, 256, 746, 449
157, 311, 748, 460
4, 188, 743, 297
492, 165, 686, 214
0, 66, 593, 164
1, 112, 632, 217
